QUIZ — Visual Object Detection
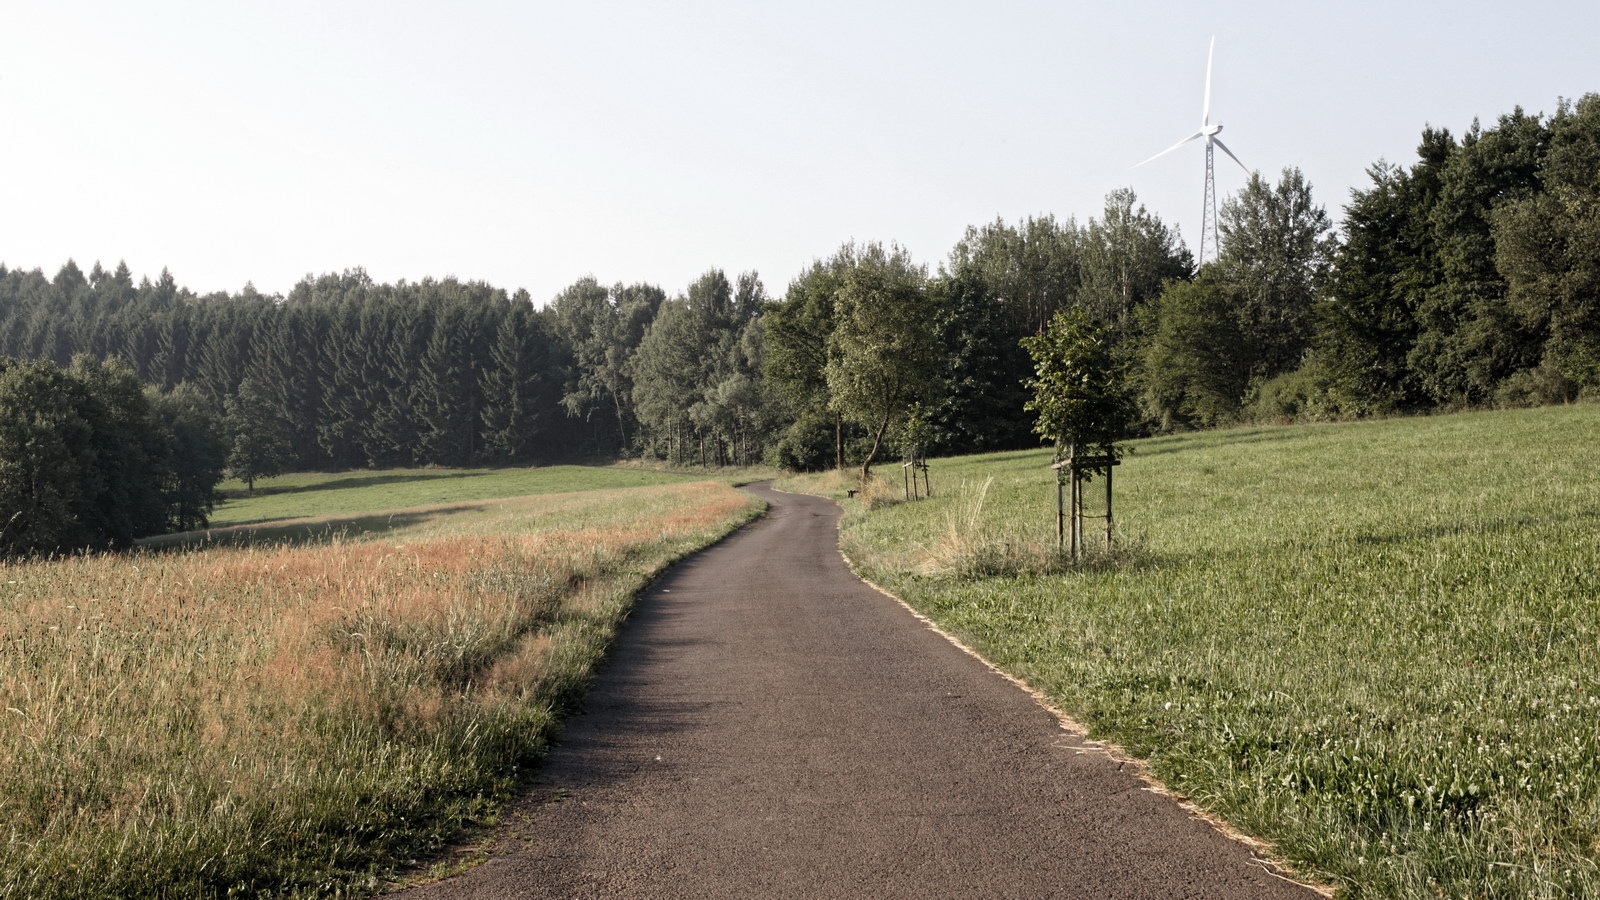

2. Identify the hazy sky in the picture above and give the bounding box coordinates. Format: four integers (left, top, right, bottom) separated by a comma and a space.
3, 1, 1596, 304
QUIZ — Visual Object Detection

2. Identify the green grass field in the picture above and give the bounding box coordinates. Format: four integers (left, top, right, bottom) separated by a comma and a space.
2, 475, 761, 899
788, 404, 1600, 897
209, 465, 705, 527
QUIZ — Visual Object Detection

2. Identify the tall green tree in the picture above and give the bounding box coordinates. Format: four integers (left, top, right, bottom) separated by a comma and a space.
926, 266, 1032, 453
68, 355, 170, 546
1215, 167, 1336, 380
603, 281, 666, 448
149, 383, 228, 530
551, 277, 624, 453
248, 304, 327, 469
1021, 308, 1136, 458
695, 271, 769, 465
632, 293, 714, 463
480, 298, 555, 463
1410, 110, 1549, 403
0, 356, 220, 555
365, 299, 429, 466
764, 248, 855, 469
824, 244, 941, 478
315, 300, 376, 468
1314, 151, 1439, 415
1137, 278, 1251, 430
226, 374, 291, 492
0, 359, 93, 554
947, 215, 1083, 336
1493, 93, 1600, 395
629, 269, 767, 465
1078, 188, 1193, 332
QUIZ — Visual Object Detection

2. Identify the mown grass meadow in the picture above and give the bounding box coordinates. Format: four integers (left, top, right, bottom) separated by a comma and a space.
209, 465, 704, 527
0, 479, 761, 898
788, 405, 1600, 897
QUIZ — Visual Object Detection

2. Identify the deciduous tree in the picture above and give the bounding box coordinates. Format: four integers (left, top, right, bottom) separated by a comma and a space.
1216, 167, 1336, 380
1021, 308, 1135, 458
1137, 279, 1250, 430
1493, 94, 1600, 394
824, 244, 941, 478
226, 374, 291, 492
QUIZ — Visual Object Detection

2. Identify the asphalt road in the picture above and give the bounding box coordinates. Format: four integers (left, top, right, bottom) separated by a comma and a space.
399, 482, 1317, 899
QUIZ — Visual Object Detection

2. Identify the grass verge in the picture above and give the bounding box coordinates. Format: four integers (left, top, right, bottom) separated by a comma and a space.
800, 404, 1600, 898
0, 480, 761, 899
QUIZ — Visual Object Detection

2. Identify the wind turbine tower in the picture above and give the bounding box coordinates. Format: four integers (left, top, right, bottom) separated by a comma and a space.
1135, 37, 1249, 265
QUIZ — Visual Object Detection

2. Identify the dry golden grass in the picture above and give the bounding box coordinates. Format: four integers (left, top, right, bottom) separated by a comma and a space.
0, 480, 760, 899
774, 468, 901, 509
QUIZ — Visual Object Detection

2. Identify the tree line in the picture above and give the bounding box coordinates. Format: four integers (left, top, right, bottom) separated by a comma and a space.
2, 93, 1595, 533
0, 357, 223, 555
1316, 94, 1600, 415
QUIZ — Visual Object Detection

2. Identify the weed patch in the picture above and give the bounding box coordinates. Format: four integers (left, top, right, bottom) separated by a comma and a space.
918, 476, 1151, 579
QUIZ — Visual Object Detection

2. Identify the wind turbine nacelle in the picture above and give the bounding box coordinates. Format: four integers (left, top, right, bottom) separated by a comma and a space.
1202, 123, 1223, 136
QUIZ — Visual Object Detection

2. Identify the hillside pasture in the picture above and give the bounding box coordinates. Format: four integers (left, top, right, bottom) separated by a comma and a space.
793, 405, 1600, 897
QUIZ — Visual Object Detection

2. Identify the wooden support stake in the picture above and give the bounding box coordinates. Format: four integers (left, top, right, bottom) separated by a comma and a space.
1069, 467, 1080, 561
1055, 476, 1064, 549
1076, 469, 1085, 559
1104, 463, 1114, 551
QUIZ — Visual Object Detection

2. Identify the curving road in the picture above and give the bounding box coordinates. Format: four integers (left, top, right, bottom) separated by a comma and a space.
399, 483, 1316, 899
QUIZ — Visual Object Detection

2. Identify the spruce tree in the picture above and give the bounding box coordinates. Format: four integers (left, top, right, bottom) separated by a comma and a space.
480, 304, 551, 463
416, 303, 476, 465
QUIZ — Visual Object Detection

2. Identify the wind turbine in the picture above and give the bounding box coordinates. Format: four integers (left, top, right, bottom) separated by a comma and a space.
1135, 37, 1249, 265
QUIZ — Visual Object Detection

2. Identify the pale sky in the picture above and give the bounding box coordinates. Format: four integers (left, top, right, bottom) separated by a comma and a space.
2, 1, 1596, 303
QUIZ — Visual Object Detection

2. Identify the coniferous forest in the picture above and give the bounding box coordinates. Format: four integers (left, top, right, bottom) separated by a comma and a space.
2, 95, 1597, 553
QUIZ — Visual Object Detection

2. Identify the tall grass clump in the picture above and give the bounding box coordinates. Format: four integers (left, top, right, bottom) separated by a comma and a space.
824, 405, 1600, 897
0, 481, 759, 899
924, 476, 1146, 579
774, 468, 901, 509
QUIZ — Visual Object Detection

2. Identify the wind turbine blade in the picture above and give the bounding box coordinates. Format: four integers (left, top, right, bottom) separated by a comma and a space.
1212, 137, 1250, 174
1134, 130, 1205, 168
1202, 36, 1215, 125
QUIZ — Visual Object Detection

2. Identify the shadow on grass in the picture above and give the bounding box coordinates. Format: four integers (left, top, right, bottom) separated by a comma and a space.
140, 503, 493, 552
1130, 426, 1321, 459
1128, 506, 1600, 573
1349, 507, 1600, 548
921, 536, 1167, 582
948, 447, 1054, 468
937, 428, 1321, 469
220, 470, 487, 502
